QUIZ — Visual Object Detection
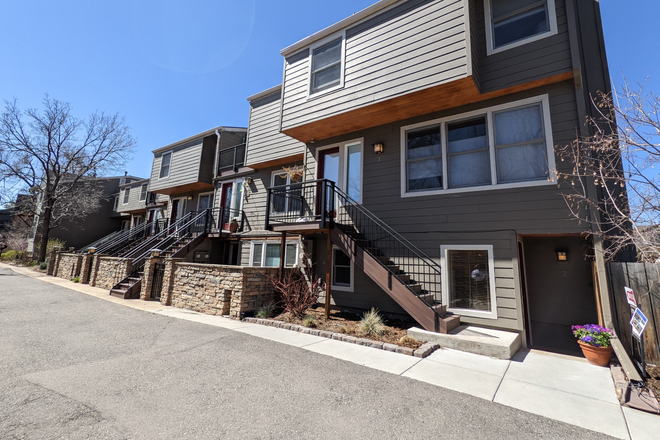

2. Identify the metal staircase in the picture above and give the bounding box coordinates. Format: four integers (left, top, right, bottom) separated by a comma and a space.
267, 179, 460, 333
109, 211, 209, 299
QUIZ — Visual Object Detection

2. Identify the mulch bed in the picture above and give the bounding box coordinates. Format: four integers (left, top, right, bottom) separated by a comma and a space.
646, 365, 660, 397
272, 306, 424, 349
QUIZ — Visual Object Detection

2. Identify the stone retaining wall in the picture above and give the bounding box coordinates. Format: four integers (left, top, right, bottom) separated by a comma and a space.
54, 253, 82, 280
92, 257, 132, 290
166, 263, 280, 318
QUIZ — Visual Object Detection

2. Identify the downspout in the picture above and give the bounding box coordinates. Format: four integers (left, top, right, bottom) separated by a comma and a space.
214, 129, 222, 180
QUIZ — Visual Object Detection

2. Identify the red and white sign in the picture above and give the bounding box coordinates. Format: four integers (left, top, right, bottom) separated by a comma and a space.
625, 287, 637, 308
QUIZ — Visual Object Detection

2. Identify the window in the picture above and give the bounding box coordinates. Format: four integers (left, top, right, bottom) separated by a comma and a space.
331, 247, 353, 291
123, 187, 130, 204
441, 245, 497, 319
119, 177, 126, 185
113, 196, 119, 212
401, 95, 555, 196
250, 242, 298, 267
159, 152, 172, 178
485, 0, 557, 54
198, 193, 214, 211
345, 143, 362, 202
310, 37, 343, 95
271, 171, 302, 214
139, 184, 148, 201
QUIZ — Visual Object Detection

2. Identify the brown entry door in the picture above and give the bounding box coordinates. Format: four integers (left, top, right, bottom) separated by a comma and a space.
220, 183, 233, 230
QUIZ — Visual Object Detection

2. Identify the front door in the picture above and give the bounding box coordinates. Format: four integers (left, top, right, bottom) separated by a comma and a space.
220, 184, 233, 230
318, 147, 340, 218
170, 198, 187, 227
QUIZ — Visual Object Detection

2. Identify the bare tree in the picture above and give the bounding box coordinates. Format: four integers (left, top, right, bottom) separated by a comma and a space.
0, 96, 135, 262
556, 80, 660, 262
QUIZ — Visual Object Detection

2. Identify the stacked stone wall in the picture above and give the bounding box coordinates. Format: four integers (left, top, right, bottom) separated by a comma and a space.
168, 263, 279, 318
55, 254, 82, 280
92, 257, 131, 290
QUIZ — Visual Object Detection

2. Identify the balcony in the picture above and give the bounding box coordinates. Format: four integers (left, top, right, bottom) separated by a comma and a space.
216, 144, 247, 178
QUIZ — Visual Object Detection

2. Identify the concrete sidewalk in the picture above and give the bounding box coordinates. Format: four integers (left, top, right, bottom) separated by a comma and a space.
5, 263, 660, 439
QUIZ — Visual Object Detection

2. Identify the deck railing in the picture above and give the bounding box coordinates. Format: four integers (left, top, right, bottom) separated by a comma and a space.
217, 144, 246, 175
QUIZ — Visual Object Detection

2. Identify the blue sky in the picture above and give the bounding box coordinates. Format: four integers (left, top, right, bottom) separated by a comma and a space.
0, 0, 658, 182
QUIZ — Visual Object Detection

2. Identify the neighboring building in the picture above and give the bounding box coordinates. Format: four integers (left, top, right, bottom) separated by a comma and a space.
28, 175, 142, 252
0, 208, 12, 232
230, 0, 619, 354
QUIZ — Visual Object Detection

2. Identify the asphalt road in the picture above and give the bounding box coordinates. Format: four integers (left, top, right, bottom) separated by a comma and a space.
0, 266, 614, 439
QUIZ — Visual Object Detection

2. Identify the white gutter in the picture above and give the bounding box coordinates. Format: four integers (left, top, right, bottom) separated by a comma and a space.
280, 0, 401, 56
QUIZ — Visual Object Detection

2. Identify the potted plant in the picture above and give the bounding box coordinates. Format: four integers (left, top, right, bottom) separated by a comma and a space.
572, 324, 614, 366
229, 218, 239, 233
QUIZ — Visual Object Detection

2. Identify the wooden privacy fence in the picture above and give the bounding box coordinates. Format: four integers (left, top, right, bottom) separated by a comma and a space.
607, 262, 660, 366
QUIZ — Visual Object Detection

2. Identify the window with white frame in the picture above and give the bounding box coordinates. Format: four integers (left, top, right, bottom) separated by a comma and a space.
272, 171, 302, 214
402, 96, 554, 195
113, 196, 119, 212
486, 0, 557, 54
197, 192, 214, 211
123, 187, 130, 204
441, 245, 497, 319
159, 152, 172, 178
139, 184, 148, 201
331, 247, 353, 291
250, 242, 298, 268
310, 37, 343, 94
345, 143, 362, 202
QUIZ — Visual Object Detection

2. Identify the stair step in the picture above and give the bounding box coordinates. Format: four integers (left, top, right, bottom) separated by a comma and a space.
408, 284, 422, 294
439, 315, 461, 334
417, 293, 434, 304
385, 264, 399, 274
375, 256, 390, 264
397, 274, 411, 284
110, 289, 127, 298
367, 247, 384, 256
432, 303, 447, 316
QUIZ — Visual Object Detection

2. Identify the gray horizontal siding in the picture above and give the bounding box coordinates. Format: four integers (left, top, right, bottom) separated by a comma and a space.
281, 0, 469, 132
116, 182, 149, 213
476, 0, 573, 93
239, 164, 295, 232
245, 91, 305, 166
149, 140, 203, 193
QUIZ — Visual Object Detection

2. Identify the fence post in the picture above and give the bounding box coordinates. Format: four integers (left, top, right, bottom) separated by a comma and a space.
140, 250, 163, 300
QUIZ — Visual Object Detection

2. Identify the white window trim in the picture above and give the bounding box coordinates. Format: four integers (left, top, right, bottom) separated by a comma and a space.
484, 0, 558, 56
331, 245, 354, 292
315, 138, 364, 203
196, 191, 214, 211
123, 188, 130, 205
441, 245, 498, 320
271, 170, 297, 214
249, 241, 299, 268
400, 94, 556, 198
113, 196, 119, 211
306, 30, 347, 100
159, 151, 172, 179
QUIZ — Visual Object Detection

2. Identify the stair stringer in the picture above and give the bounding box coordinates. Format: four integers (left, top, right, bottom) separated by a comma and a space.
330, 228, 438, 332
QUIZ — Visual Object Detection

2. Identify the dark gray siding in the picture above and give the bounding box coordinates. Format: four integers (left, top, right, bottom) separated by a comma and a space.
299, 80, 580, 331
199, 136, 218, 183
245, 91, 305, 166
476, 0, 573, 93
240, 164, 298, 232
117, 181, 149, 213
281, 0, 470, 132
149, 140, 203, 193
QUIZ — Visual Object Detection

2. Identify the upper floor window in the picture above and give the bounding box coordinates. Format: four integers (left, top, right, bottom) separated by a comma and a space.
159, 152, 172, 178
113, 196, 119, 211
123, 187, 130, 204
310, 37, 343, 95
401, 95, 555, 196
486, 0, 557, 55
139, 184, 148, 201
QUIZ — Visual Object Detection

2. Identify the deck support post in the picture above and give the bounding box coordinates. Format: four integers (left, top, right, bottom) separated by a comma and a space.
279, 232, 286, 280
325, 232, 332, 319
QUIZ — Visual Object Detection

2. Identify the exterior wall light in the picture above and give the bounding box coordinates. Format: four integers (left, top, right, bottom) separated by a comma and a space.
373, 142, 384, 154
245, 177, 253, 185
187, 195, 194, 201
557, 251, 567, 261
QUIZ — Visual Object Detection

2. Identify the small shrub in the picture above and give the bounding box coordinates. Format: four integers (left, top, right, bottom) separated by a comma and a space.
266, 256, 324, 319
338, 326, 347, 334
1, 250, 18, 261
398, 335, 423, 349
25, 261, 37, 266
72, 277, 80, 283
256, 302, 277, 319
39, 262, 48, 270
302, 315, 316, 328
359, 308, 386, 336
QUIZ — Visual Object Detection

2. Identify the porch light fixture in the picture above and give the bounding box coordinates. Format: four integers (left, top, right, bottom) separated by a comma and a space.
187, 195, 193, 201
88, 247, 96, 254
373, 142, 384, 154
557, 251, 567, 261
245, 177, 253, 185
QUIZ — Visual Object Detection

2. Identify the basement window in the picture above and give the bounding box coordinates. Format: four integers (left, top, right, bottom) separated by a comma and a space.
250, 242, 298, 268
441, 245, 497, 319
331, 247, 353, 292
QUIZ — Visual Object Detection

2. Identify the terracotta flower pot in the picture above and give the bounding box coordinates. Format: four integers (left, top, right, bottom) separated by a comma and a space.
578, 341, 613, 367
229, 222, 239, 233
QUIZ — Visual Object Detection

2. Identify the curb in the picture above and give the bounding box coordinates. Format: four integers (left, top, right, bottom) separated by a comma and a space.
243, 317, 441, 358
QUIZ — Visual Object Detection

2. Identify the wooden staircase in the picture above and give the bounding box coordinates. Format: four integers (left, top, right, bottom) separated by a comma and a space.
331, 227, 460, 334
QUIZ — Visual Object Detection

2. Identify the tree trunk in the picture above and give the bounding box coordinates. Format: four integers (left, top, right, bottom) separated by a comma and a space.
37, 205, 52, 263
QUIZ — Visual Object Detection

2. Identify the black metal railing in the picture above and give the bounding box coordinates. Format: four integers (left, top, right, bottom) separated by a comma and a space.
78, 230, 123, 254
145, 192, 158, 206
265, 179, 443, 306
92, 220, 153, 256
206, 207, 245, 234
217, 144, 246, 175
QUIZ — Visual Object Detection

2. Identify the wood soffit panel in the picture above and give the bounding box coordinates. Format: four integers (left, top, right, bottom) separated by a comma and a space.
282, 72, 574, 143
248, 154, 305, 170
150, 182, 214, 196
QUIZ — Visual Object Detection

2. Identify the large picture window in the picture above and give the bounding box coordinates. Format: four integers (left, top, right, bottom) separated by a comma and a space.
485, 0, 557, 54
401, 95, 555, 196
441, 245, 497, 319
271, 171, 302, 215
310, 37, 343, 95
250, 242, 298, 268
